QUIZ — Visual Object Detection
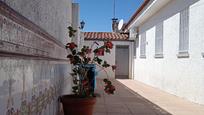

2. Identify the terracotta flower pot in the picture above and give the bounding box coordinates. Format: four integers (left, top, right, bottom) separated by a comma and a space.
60, 95, 96, 115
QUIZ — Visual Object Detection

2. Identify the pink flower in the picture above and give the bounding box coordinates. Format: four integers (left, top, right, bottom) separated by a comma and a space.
66, 42, 77, 50
104, 41, 113, 49
96, 48, 104, 56
111, 65, 117, 71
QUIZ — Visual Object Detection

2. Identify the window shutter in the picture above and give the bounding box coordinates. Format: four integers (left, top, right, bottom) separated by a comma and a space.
140, 32, 146, 58
155, 22, 163, 55
179, 7, 189, 52
184, 8, 189, 51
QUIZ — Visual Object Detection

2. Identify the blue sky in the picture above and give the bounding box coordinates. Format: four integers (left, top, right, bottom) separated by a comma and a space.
73, 0, 144, 32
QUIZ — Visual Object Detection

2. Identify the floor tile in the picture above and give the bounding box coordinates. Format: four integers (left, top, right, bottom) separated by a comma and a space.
94, 79, 172, 115
93, 112, 107, 115
118, 79, 204, 115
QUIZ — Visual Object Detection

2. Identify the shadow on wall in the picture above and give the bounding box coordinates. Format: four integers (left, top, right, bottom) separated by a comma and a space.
0, 79, 16, 96
0, 59, 70, 114
139, 0, 199, 33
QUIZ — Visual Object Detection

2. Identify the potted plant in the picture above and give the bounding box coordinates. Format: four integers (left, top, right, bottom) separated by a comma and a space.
59, 26, 116, 115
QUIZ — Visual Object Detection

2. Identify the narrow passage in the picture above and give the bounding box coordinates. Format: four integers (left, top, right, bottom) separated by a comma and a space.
94, 79, 171, 115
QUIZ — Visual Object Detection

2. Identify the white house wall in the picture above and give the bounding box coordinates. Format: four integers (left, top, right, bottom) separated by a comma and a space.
72, 3, 81, 46
84, 40, 134, 79
134, 0, 204, 105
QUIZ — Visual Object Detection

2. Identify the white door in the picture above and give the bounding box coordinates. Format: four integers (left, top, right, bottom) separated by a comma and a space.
115, 45, 129, 79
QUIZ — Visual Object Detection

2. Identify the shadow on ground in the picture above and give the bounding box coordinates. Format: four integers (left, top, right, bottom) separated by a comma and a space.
94, 78, 172, 115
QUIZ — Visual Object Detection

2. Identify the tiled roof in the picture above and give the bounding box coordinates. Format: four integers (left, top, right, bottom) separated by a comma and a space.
84, 32, 129, 41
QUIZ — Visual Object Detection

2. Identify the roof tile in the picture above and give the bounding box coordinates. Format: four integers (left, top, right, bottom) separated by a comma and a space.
84, 32, 128, 41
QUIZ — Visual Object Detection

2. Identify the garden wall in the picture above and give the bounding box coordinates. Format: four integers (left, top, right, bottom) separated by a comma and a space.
0, 0, 73, 114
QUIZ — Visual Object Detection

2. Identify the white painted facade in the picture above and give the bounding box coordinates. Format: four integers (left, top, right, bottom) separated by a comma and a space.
84, 40, 134, 79
129, 0, 204, 105
72, 3, 81, 46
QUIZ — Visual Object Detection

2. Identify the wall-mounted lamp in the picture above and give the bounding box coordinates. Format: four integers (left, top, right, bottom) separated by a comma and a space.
80, 20, 85, 30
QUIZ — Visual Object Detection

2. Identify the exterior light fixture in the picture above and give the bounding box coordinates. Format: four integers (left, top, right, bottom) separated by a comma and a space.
80, 20, 85, 30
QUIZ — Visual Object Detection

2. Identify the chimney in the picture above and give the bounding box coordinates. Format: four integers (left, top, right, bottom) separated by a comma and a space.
112, 18, 119, 33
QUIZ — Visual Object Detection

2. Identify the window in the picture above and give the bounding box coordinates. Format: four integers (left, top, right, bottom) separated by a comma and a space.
140, 32, 146, 58
178, 7, 189, 58
155, 22, 163, 58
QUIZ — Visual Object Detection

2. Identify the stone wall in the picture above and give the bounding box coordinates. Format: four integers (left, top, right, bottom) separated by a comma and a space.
0, 58, 70, 114
3, 0, 72, 43
0, 0, 72, 114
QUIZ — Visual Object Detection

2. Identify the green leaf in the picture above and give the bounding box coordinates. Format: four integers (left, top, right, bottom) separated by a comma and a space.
72, 90, 77, 94
73, 56, 81, 64
73, 80, 78, 84
93, 48, 98, 54
98, 59, 102, 64
102, 61, 110, 68
70, 73, 77, 76
94, 57, 102, 65
67, 26, 73, 30
72, 50, 76, 55
68, 26, 77, 38
83, 57, 90, 64
81, 46, 89, 52
72, 86, 78, 90
105, 48, 110, 53
73, 30, 77, 33
72, 68, 78, 73
67, 54, 73, 58
77, 52, 85, 57
103, 78, 108, 82
100, 46, 105, 49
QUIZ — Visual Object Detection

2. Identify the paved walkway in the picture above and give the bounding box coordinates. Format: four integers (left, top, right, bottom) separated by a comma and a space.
94, 79, 171, 115
117, 79, 204, 115
93, 79, 204, 115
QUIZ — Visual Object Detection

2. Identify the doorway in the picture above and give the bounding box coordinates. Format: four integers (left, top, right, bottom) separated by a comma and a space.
115, 45, 129, 79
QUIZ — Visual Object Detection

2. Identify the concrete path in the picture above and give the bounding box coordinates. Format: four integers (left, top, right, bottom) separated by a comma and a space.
115, 80, 204, 115
94, 79, 172, 115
